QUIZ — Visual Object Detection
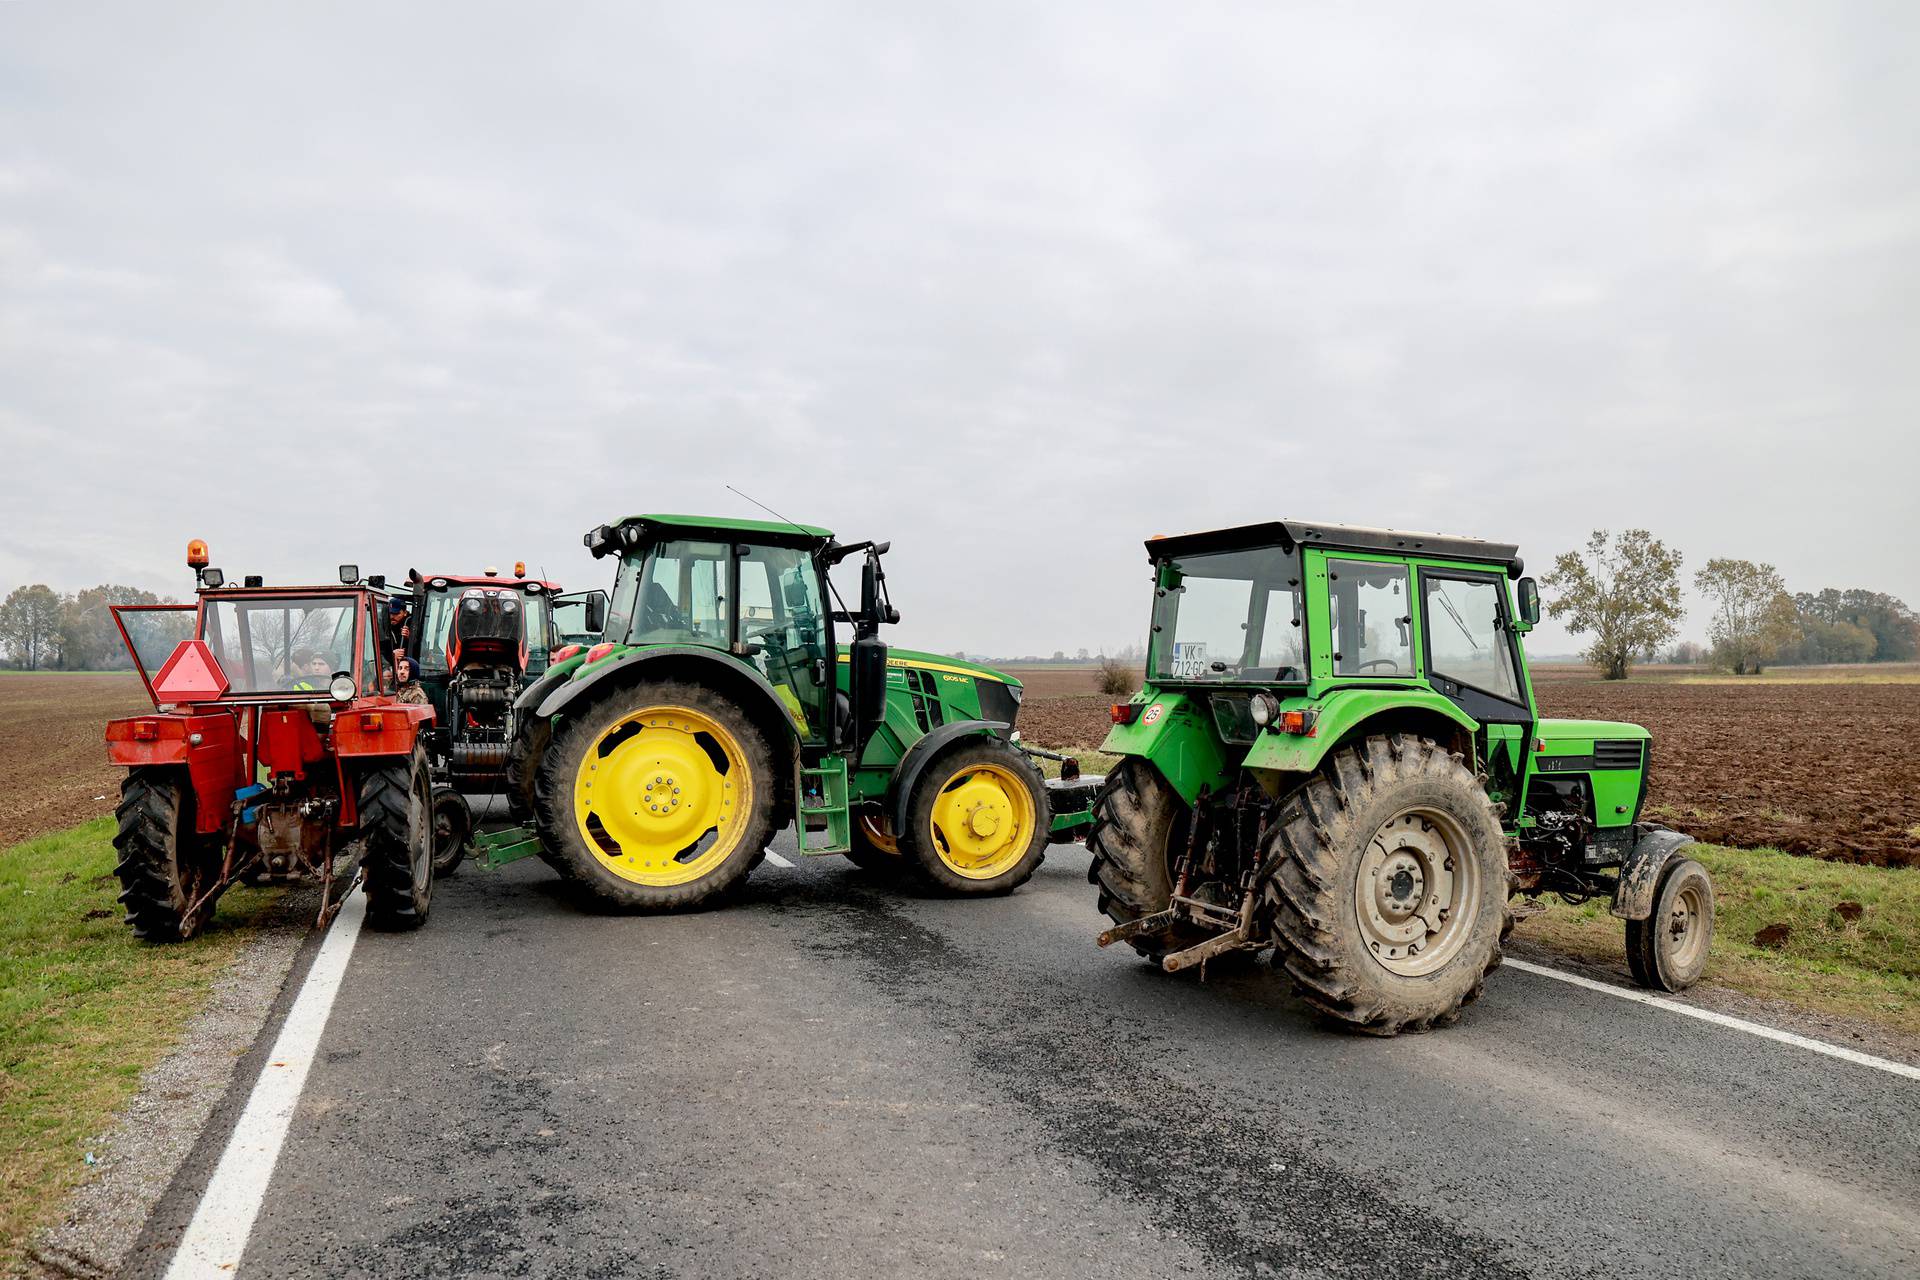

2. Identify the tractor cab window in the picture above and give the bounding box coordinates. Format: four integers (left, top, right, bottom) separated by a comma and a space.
1151, 545, 1305, 682
738, 545, 829, 739
1423, 574, 1522, 703
522, 593, 555, 674
416, 589, 458, 674
201, 596, 358, 695
634, 541, 730, 645
362, 603, 382, 691
1328, 560, 1413, 678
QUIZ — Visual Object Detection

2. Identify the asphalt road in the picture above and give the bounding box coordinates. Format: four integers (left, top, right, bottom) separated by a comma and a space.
135, 835, 1920, 1279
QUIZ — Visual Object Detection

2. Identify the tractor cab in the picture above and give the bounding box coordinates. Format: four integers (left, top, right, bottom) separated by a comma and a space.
578, 514, 893, 751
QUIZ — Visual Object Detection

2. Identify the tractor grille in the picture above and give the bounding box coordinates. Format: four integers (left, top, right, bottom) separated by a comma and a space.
1593, 739, 1644, 770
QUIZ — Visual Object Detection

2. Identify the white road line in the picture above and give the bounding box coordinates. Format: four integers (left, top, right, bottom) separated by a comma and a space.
763, 850, 795, 869
165, 889, 368, 1278
1505, 957, 1920, 1083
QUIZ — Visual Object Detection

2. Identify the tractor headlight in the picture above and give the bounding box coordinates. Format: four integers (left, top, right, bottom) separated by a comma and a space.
1250, 692, 1281, 728
464, 597, 482, 611
328, 674, 356, 701
500, 597, 519, 613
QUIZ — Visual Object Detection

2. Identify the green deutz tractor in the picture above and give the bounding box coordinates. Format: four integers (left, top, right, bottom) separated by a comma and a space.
1089, 521, 1714, 1035
488, 514, 1098, 907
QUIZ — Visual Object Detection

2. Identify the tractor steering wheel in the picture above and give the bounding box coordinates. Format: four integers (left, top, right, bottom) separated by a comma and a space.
1357, 658, 1401, 674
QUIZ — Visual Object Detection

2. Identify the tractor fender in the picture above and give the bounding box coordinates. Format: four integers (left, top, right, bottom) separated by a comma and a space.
889, 719, 1009, 834
513, 662, 577, 716
534, 645, 803, 744
1611, 825, 1697, 921
1242, 688, 1479, 776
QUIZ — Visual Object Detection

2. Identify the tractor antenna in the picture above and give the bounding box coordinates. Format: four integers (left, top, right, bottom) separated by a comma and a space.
726, 485, 815, 541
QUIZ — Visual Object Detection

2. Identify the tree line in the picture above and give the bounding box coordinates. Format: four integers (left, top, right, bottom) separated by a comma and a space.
1541, 531, 1918, 679
0, 583, 182, 671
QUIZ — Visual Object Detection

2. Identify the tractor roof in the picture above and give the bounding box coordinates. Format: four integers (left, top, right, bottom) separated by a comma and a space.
586, 513, 836, 559
417, 574, 565, 592
1147, 520, 1522, 569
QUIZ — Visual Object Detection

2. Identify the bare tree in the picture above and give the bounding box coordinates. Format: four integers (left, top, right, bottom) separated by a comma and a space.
1695, 559, 1798, 674
1540, 530, 1684, 681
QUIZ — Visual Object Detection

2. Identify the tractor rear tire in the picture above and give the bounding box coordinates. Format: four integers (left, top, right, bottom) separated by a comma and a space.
360, 749, 434, 930
1626, 857, 1714, 992
898, 739, 1048, 896
430, 785, 472, 878
1262, 734, 1506, 1035
1085, 758, 1216, 964
532, 680, 777, 911
113, 767, 223, 943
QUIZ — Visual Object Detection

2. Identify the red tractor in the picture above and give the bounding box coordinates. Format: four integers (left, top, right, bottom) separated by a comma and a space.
400, 564, 604, 871
105, 541, 437, 941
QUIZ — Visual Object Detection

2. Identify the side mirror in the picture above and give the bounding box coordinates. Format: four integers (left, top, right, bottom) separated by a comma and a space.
584, 590, 608, 635
1516, 578, 1540, 628
338, 564, 359, 584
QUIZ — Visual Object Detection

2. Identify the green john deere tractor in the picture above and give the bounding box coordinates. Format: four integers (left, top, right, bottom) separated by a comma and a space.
1089, 520, 1714, 1035
485, 514, 1097, 908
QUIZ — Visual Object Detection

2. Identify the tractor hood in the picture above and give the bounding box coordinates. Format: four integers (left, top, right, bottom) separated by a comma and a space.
1532, 718, 1650, 747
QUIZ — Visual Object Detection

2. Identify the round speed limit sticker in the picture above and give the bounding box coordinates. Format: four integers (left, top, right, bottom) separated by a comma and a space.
1142, 703, 1164, 726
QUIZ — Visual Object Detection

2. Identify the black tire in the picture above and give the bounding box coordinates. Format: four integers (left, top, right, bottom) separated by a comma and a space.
361, 748, 434, 930
1085, 758, 1214, 963
506, 714, 550, 827
844, 808, 905, 875
898, 738, 1048, 896
430, 785, 472, 877
113, 767, 224, 943
1626, 857, 1714, 992
1262, 734, 1507, 1035
532, 679, 778, 911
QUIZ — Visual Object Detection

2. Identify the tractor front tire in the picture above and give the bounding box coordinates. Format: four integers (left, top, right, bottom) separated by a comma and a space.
1626, 857, 1714, 992
1262, 734, 1507, 1035
113, 767, 223, 943
844, 808, 905, 876
898, 739, 1048, 896
1086, 758, 1215, 964
532, 680, 777, 911
430, 785, 472, 878
360, 749, 434, 930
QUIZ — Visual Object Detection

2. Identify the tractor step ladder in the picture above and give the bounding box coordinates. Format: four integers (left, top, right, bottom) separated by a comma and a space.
796, 757, 851, 855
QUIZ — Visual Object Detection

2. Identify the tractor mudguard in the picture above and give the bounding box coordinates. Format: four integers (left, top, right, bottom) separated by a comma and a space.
1241, 688, 1479, 776
1611, 825, 1697, 921
514, 660, 578, 716
1097, 690, 1234, 805
332, 703, 435, 758
534, 645, 804, 741
889, 719, 1009, 834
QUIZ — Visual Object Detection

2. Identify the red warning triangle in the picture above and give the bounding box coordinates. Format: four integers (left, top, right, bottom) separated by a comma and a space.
153, 639, 230, 702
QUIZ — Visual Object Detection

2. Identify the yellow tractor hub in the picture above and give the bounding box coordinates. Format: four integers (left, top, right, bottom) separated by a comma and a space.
573, 706, 751, 886
928, 763, 1033, 880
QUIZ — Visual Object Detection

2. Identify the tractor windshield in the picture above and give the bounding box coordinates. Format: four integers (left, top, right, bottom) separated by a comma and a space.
1151, 545, 1306, 683
201, 595, 360, 695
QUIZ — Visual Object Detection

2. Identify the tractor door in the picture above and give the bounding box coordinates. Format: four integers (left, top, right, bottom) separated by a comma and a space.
1415, 567, 1537, 803
110, 604, 199, 707
735, 545, 830, 743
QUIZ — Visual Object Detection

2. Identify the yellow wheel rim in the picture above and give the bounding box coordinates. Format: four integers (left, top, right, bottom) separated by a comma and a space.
857, 811, 900, 855
572, 704, 752, 886
926, 762, 1035, 881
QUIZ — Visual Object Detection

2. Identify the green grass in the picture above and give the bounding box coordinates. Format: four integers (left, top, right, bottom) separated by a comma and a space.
1518, 842, 1920, 1036
0, 819, 278, 1272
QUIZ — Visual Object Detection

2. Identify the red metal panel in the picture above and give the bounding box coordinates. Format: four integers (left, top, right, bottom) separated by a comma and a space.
256, 710, 328, 780
105, 713, 244, 834
331, 701, 434, 757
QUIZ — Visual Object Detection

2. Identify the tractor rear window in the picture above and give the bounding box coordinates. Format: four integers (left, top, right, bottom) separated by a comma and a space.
201, 597, 358, 694
1151, 546, 1305, 683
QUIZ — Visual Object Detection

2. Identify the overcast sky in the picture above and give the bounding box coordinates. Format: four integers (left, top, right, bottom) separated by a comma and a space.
2, 2, 1915, 657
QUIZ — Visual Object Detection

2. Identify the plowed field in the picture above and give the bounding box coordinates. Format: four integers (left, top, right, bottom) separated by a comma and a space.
1010, 666, 1920, 868
0, 673, 148, 847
